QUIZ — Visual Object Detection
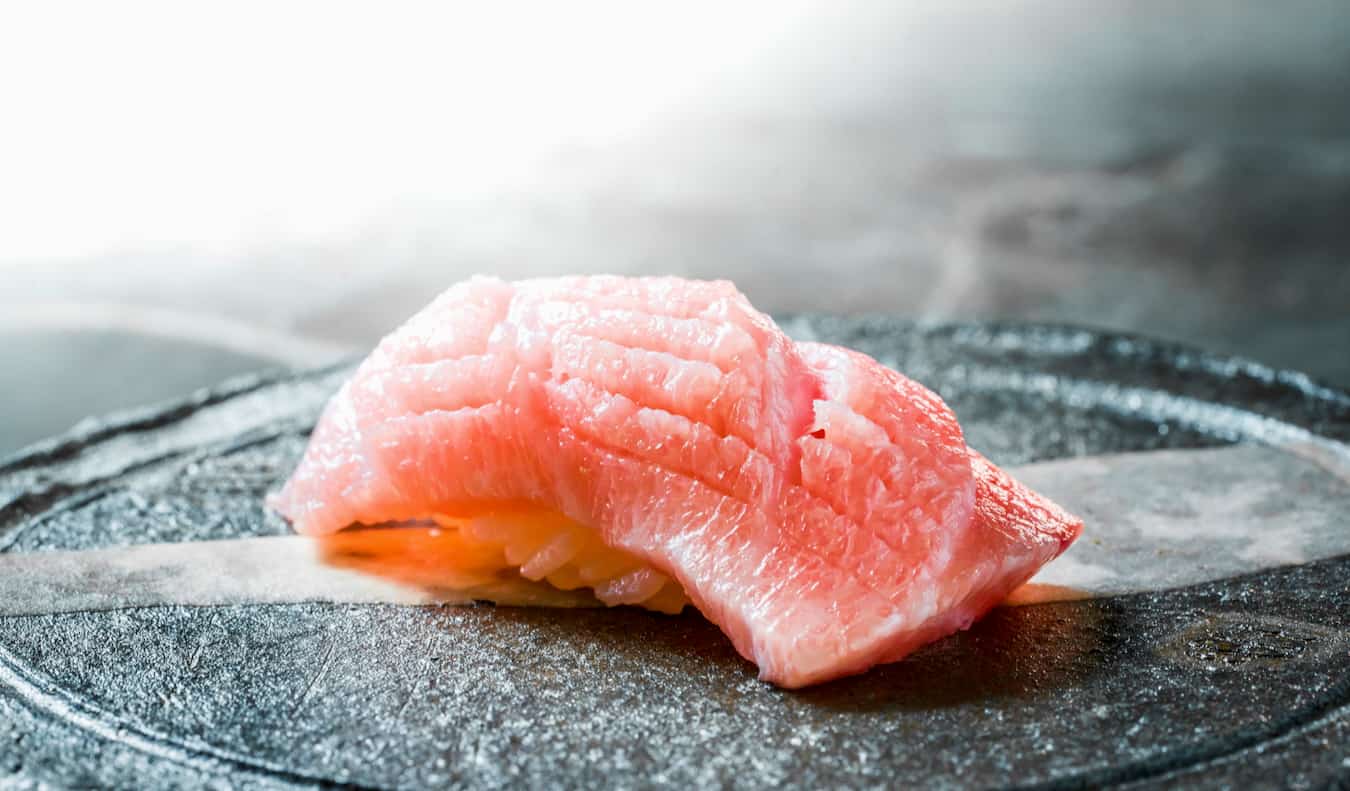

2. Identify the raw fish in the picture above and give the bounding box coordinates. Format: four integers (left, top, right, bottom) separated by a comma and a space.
270, 276, 1081, 687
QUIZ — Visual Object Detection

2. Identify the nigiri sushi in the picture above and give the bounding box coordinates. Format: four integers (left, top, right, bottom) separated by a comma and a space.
270, 276, 1081, 688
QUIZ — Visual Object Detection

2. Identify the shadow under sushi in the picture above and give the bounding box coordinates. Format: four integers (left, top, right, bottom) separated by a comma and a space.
308, 522, 1120, 704
414, 596, 1124, 710
795, 599, 1127, 711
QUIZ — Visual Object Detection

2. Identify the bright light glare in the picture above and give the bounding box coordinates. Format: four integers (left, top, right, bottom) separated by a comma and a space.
0, 2, 807, 260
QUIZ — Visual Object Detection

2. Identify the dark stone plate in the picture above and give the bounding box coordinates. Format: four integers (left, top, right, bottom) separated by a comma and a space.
1, 319, 1348, 790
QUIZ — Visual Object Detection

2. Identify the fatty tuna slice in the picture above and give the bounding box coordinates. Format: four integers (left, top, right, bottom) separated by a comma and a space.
270, 276, 1082, 688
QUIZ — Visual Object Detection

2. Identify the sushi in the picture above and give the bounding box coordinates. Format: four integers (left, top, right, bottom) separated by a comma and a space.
270, 276, 1081, 688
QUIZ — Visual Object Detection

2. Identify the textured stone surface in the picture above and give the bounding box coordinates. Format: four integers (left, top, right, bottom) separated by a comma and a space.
1, 320, 1348, 789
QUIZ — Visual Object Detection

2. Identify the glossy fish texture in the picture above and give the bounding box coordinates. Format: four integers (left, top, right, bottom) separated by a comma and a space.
270, 276, 1082, 687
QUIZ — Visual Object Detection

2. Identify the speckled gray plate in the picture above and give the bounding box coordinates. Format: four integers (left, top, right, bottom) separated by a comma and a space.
1, 319, 1348, 790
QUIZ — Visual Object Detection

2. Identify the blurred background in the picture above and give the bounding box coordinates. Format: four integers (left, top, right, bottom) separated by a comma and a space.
3, 1, 1348, 454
